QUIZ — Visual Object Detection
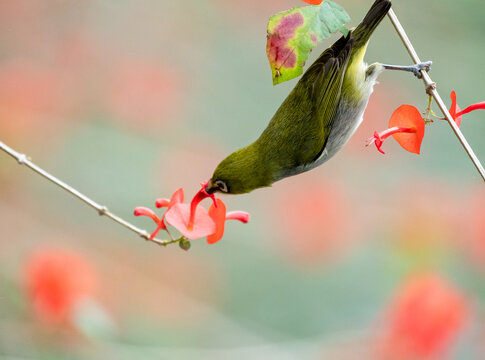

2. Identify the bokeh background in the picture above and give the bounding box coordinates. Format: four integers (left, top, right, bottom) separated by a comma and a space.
1, 0, 485, 359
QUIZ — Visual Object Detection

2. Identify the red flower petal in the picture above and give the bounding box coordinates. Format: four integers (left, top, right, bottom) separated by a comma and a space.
367, 127, 416, 154
302, 0, 323, 4
389, 105, 425, 154
226, 211, 250, 223
188, 181, 216, 230
155, 198, 170, 208
367, 131, 386, 154
449, 91, 463, 127
24, 249, 97, 323
170, 187, 184, 206
456, 101, 485, 117
149, 223, 164, 240
165, 203, 215, 240
448, 91, 485, 127
383, 274, 467, 358
207, 199, 227, 244
134, 207, 161, 224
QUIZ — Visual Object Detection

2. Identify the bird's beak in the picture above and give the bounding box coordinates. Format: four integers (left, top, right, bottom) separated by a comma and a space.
188, 180, 218, 230
205, 181, 218, 195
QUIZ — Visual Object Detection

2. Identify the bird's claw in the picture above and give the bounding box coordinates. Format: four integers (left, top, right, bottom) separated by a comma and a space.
412, 61, 432, 79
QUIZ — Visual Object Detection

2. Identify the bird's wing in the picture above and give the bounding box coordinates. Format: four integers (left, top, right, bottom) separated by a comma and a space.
308, 35, 354, 162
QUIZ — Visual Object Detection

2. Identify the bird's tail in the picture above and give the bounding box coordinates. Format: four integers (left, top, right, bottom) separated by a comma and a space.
351, 0, 391, 49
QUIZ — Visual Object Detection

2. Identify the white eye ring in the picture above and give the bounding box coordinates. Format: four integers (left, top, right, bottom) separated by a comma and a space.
215, 180, 228, 193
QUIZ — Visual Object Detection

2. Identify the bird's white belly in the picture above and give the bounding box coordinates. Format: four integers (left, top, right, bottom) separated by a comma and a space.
316, 98, 367, 164
311, 74, 380, 169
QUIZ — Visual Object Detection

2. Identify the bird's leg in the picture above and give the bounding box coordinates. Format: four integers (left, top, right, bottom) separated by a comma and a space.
381, 61, 432, 79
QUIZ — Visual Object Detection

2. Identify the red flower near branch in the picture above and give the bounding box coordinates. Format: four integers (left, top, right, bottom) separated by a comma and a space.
449, 91, 463, 127
367, 105, 425, 154
24, 249, 97, 323
134, 184, 249, 245
449, 90, 485, 127
368, 91, 484, 155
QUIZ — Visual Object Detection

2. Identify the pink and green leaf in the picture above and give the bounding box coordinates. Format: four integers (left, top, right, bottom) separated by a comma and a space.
267, 1, 350, 85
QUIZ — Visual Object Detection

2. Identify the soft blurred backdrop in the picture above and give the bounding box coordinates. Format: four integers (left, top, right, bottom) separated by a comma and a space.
1, 0, 484, 359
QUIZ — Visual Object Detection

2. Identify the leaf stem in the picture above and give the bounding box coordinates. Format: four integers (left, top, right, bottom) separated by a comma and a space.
0, 140, 175, 247
387, 8, 485, 182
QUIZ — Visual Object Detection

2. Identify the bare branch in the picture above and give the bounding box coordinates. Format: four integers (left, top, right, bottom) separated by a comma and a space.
0, 140, 175, 247
387, 8, 485, 182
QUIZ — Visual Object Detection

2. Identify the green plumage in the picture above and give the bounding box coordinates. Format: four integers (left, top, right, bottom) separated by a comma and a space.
208, 0, 392, 195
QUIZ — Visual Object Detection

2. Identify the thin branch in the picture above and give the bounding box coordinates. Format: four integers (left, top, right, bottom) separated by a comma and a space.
0, 140, 175, 247
387, 8, 485, 182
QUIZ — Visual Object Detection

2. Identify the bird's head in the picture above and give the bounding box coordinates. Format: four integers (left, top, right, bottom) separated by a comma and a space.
187, 149, 260, 230
204, 146, 271, 195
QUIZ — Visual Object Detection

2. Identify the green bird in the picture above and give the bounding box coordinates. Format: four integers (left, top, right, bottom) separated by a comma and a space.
205, 0, 430, 195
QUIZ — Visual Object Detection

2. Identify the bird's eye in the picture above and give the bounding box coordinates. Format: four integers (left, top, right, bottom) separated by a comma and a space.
215, 180, 228, 193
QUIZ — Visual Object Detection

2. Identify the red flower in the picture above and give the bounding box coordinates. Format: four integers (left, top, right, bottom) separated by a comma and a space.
380, 273, 467, 359
134, 188, 185, 240
302, 0, 324, 4
449, 91, 463, 127
449, 90, 485, 127
24, 249, 97, 323
164, 203, 216, 240
188, 180, 216, 231
206, 199, 250, 244
368, 91, 484, 155
134, 184, 249, 244
367, 105, 425, 154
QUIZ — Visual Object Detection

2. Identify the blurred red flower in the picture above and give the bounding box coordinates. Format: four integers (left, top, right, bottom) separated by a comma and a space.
24, 249, 97, 323
459, 187, 485, 270
0, 60, 70, 144
379, 274, 467, 359
106, 60, 183, 131
389, 179, 459, 259
269, 178, 352, 266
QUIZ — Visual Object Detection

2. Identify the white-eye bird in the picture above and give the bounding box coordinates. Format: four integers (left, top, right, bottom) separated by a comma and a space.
204, 0, 430, 195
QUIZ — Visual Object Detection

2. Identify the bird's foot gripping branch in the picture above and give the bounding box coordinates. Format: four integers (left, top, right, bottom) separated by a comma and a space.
134, 184, 249, 251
